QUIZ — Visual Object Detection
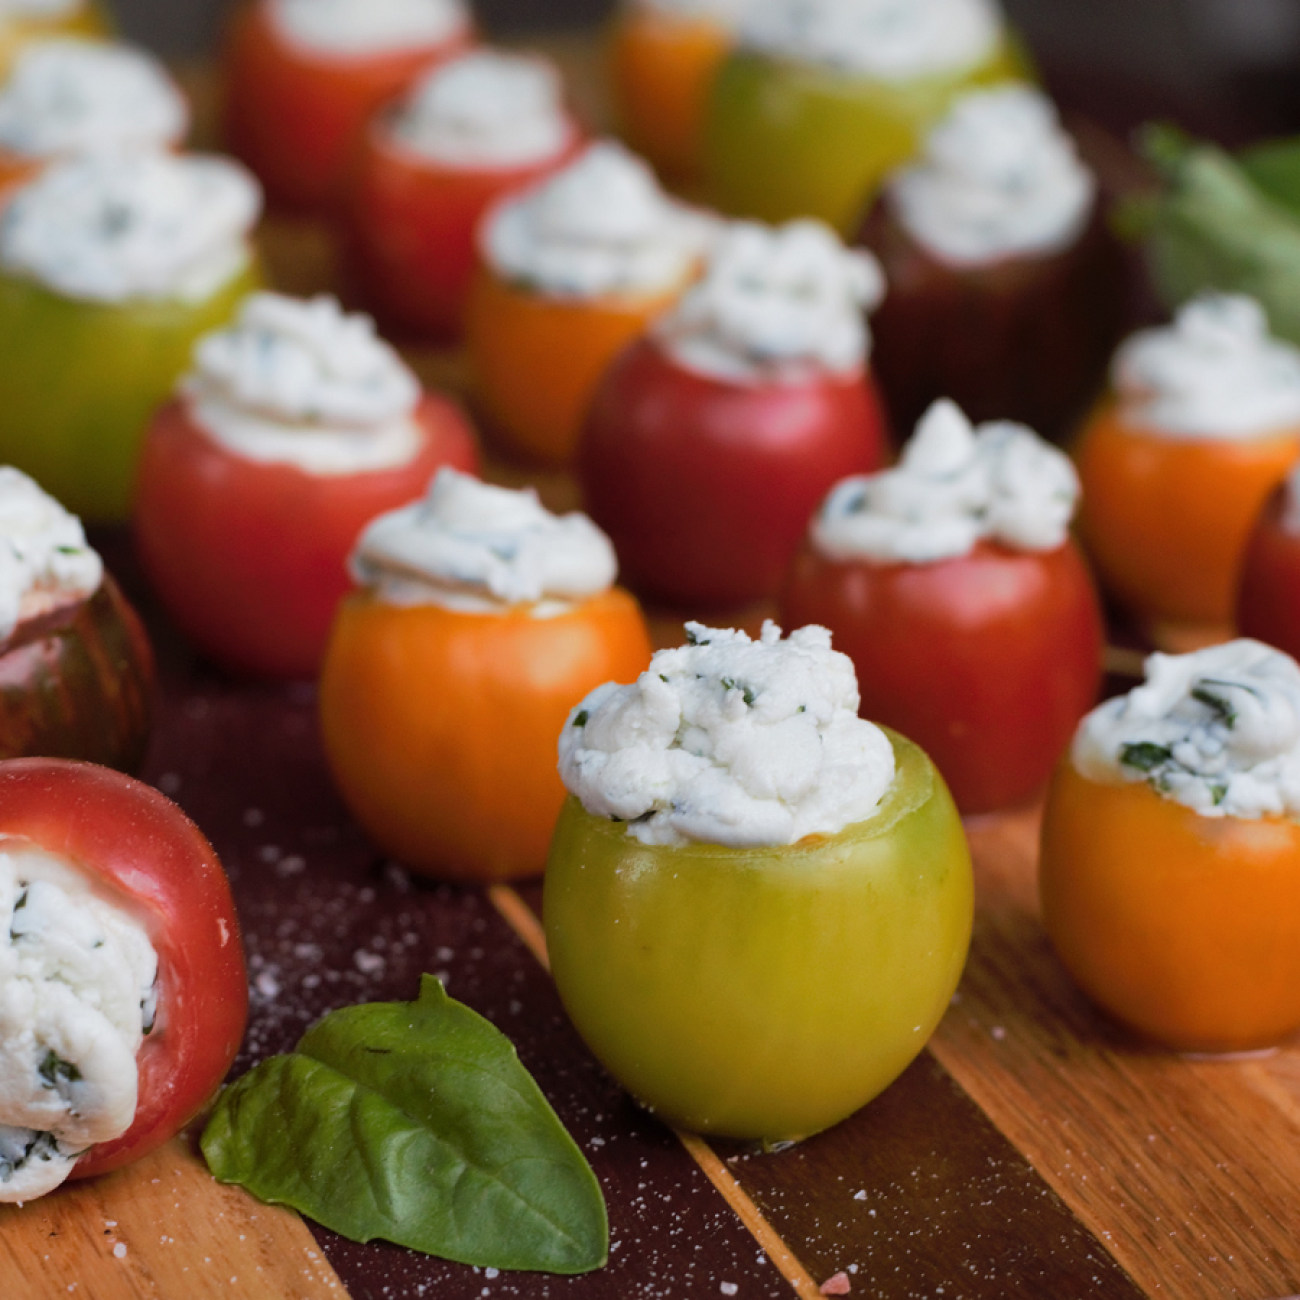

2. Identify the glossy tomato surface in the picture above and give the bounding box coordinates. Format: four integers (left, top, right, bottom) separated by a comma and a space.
544, 729, 973, 1140
319, 589, 653, 882
781, 539, 1103, 814
1237, 486, 1300, 659
0, 261, 258, 522
1040, 760, 1300, 1052
133, 396, 477, 680
0, 758, 247, 1178
222, 0, 468, 211
1075, 402, 1300, 626
580, 337, 889, 607
346, 117, 581, 340
0, 575, 153, 773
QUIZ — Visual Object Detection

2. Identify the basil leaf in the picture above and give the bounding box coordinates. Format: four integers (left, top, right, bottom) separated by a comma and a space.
1119, 741, 1172, 773
1240, 137, 1300, 220
200, 975, 607, 1274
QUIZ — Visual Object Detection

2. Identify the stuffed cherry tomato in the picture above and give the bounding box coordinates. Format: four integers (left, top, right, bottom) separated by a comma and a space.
546, 623, 972, 1140
1041, 640, 1300, 1052
610, 0, 736, 182
1238, 480, 1300, 659
857, 84, 1126, 445
783, 403, 1101, 812
0, 152, 261, 522
466, 140, 711, 466
320, 470, 652, 882
345, 49, 583, 341
705, 0, 1024, 234
0, 468, 152, 771
1076, 294, 1300, 628
0, 0, 108, 77
581, 219, 887, 607
0, 757, 246, 1199
222, 0, 470, 212
134, 293, 477, 680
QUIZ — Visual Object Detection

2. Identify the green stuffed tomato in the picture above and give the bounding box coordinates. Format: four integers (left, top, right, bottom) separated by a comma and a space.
543, 729, 973, 1141
0, 262, 258, 522
705, 39, 1025, 235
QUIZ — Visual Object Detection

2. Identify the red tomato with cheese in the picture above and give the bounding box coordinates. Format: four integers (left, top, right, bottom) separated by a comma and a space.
0, 758, 247, 1183
133, 394, 478, 679
1237, 484, 1300, 660
578, 337, 889, 608
781, 538, 1104, 814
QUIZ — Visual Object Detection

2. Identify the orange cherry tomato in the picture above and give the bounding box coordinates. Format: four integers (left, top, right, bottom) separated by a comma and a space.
465, 264, 682, 465
134, 395, 477, 680
221, 0, 469, 211
345, 114, 582, 340
1074, 400, 1300, 625
1040, 759, 1300, 1052
610, 7, 732, 182
319, 588, 653, 881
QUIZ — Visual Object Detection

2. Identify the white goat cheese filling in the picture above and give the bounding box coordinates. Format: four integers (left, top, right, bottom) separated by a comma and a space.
0, 151, 260, 304
183, 292, 425, 475
0, 0, 80, 18
1112, 294, 1300, 440
740, 0, 1002, 80
0, 467, 102, 644
812, 398, 1078, 564
482, 139, 715, 299
888, 84, 1094, 266
656, 218, 885, 383
0, 39, 188, 160
0, 843, 158, 1203
351, 467, 617, 614
560, 621, 895, 848
268, 0, 467, 57
390, 50, 574, 169
1073, 640, 1300, 821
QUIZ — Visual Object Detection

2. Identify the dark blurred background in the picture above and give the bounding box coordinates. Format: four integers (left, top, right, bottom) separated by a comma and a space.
109, 0, 1300, 145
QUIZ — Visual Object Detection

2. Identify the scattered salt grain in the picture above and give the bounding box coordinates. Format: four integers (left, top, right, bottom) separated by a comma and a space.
720, 1284, 738, 1296
112, 1243, 127, 1259
354, 950, 385, 976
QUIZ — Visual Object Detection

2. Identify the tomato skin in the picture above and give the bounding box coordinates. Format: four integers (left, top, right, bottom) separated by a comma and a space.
345, 117, 583, 340
780, 539, 1103, 814
0, 758, 247, 1179
1040, 760, 1300, 1052
319, 588, 653, 882
544, 729, 973, 1140
0, 575, 154, 774
579, 337, 889, 607
1075, 401, 1300, 626
1236, 486, 1300, 659
221, 0, 469, 212
133, 396, 477, 680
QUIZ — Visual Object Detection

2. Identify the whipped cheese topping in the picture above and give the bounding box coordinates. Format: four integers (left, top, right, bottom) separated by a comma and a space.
351, 468, 618, 613
0, 151, 260, 304
0, 843, 158, 1203
888, 84, 1094, 266
0, 467, 102, 643
391, 50, 574, 169
656, 218, 884, 383
1113, 294, 1300, 440
269, 0, 467, 57
0, 0, 80, 17
483, 140, 714, 299
0, 40, 188, 160
560, 621, 895, 848
813, 399, 1078, 564
184, 293, 424, 475
1073, 640, 1300, 821
741, 0, 1002, 80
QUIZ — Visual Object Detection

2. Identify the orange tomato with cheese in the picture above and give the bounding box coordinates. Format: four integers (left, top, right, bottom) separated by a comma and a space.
319, 589, 652, 881
1074, 400, 1300, 626
1040, 759, 1300, 1052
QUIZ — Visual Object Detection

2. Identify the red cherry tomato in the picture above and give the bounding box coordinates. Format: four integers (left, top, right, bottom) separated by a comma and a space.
221, 0, 469, 211
133, 395, 478, 679
780, 538, 1104, 814
0, 758, 247, 1180
1238, 485, 1300, 658
579, 337, 889, 607
345, 113, 582, 340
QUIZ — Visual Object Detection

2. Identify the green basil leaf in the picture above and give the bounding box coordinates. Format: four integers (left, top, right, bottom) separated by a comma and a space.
200, 975, 607, 1274
1240, 137, 1300, 220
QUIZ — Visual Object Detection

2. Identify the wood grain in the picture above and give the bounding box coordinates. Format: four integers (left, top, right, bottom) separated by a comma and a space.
0, 1136, 345, 1300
